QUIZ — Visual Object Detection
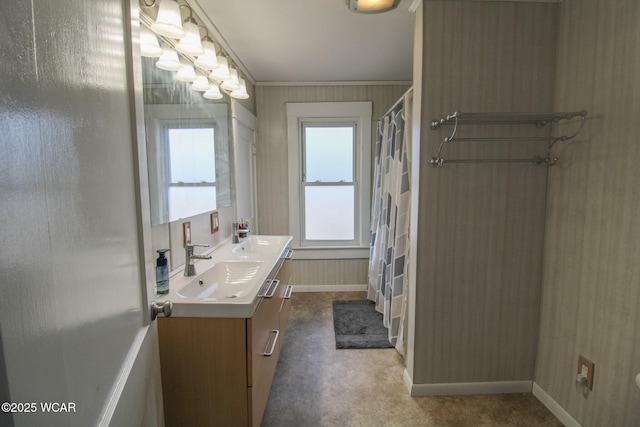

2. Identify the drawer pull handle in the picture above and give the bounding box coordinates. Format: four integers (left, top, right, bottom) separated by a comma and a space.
263, 329, 279, 356
264, 279, 279, 298
284, 249, 294, 260
284, 285, 293, 299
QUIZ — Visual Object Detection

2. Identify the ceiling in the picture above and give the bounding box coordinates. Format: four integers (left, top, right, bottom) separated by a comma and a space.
191, 0, 416, 84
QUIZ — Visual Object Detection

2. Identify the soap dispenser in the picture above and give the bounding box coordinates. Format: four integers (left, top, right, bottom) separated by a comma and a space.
156, 249, 171, 295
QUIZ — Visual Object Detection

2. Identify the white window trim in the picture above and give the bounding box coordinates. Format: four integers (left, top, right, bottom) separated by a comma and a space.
145, 103, 229, 224
287, 102, 372, 259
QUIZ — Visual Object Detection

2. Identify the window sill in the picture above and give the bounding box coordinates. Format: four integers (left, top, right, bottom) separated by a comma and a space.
291, 246, 370, 260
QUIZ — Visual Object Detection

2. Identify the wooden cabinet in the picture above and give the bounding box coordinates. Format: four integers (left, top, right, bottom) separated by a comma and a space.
158, 255, 293, 427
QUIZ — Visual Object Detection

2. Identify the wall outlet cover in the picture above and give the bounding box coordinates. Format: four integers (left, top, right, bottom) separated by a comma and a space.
183, 221, 191, 247
210, 212, 219, 234
577, 355, 595, 390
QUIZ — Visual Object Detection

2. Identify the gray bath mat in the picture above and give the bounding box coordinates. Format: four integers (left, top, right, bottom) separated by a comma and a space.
332, 300, 393, 349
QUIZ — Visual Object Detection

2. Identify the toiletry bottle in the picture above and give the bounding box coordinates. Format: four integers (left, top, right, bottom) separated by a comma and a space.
156, 249, 171, 295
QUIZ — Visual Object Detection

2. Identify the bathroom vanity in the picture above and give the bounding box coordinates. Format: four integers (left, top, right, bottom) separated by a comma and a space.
156, 236, 293, 427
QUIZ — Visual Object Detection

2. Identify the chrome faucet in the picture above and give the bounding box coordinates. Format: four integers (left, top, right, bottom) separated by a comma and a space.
232, 222, 240, 244
184, 243, 212, 277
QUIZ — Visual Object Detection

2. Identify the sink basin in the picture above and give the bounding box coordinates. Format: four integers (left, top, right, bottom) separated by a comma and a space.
232, 235, 291, 258
176, 261, 264, 301
157, 234, 293, 318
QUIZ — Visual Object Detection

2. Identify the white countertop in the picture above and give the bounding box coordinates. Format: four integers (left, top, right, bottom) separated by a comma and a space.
156, 235, 292, 318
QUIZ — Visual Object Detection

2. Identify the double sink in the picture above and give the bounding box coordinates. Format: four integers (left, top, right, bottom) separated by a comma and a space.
157, 235, 293, 318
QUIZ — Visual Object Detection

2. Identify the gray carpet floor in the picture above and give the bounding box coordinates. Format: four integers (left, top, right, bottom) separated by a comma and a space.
261, 291, 563, 427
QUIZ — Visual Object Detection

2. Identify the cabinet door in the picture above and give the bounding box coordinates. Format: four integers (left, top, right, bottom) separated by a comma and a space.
158, 317, 249, 427
249, 292, 281, 427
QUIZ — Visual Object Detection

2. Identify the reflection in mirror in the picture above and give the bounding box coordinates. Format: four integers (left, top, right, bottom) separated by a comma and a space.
142, 56, 234, 226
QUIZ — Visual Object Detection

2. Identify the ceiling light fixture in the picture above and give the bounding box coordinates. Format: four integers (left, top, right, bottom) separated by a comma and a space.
175, 7, 204, 56
230, 78, 249, 100
140, 26, 162, 57
194, 34, 219, 70
155, 45, 182, 71
210, 55, 231, 81
191, 73, 211, 91
150, 0, 185, 38
347, 0, 400, 14
139, 2, 250, 100
203, 84, 223, 100
221, 68, 240, 91
174, 59, 197, 82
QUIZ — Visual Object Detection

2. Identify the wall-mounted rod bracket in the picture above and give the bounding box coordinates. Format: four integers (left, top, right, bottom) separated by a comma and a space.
428, 110, 587, 167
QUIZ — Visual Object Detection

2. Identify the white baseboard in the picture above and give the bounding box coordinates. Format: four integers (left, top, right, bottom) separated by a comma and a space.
401, 373, 581, 426
404, 375, 533, 396
292, 284, 367, 292
403, 369, 413, 393
532, 382, 582, 427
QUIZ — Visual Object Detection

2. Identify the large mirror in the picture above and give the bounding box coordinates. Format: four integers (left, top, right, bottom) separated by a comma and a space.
142, 55, 234, 226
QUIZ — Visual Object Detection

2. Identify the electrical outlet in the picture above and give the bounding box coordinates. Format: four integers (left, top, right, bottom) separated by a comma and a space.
577, 355, 595, 390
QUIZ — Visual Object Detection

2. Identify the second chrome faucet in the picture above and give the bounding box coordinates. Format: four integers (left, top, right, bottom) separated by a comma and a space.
184, 243, 212, 277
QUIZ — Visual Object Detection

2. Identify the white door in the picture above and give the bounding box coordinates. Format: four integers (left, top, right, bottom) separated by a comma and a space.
0, 3, 164, 427
233, 102, 259, 233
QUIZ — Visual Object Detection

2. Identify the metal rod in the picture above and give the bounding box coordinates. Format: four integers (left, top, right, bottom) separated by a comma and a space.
428, 156, 549, 167
378, 87, 414, 121
445, 136, 562, 143
430, 110, 587, 129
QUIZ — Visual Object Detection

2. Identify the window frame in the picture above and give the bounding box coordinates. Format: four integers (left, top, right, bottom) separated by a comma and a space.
287, 102, 372, 259
144, 103, 230, 224
163, 123, 218, 221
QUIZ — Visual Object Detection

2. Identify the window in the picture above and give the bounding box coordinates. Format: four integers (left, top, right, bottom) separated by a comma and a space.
144, 103, 230, 225
166, 126, 217, 221
287, 102, 372, 257
303, 124, 356, 241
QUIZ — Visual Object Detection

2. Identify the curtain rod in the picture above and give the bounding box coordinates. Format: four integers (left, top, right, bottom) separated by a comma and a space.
378, 87, 413, 121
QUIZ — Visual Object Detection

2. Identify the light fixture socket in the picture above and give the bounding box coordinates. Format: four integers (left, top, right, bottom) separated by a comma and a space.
347, 0, 400, 13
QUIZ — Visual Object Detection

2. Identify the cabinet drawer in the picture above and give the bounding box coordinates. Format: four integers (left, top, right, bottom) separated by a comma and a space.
248, 295, 280, 427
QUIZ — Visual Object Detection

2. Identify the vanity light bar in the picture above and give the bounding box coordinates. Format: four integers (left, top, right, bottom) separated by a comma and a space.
139, 5, 249, 100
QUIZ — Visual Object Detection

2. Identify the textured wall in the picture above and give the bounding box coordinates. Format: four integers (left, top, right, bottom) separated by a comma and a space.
535, 1, 640, 425
255, 85, 409, 286
412, 1, 558, 385
0, 0, 154, 425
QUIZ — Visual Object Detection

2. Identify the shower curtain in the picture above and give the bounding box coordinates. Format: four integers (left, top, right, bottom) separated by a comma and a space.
367, 90, 412, 355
